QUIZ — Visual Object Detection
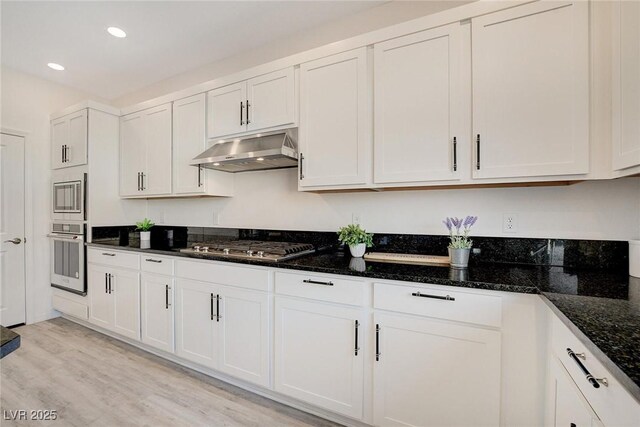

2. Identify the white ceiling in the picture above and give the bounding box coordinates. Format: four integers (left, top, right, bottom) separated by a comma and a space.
1, 1, 387, 100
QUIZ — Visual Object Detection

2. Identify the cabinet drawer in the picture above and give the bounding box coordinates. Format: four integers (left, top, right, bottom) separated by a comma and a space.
550, 316, 640, 426
53, 294, 88, 320
141, 254, 174, 276
373, 283, 502, 328
88, 248, 140, 270
175, 259, 268, 292
275, 271, 366, 306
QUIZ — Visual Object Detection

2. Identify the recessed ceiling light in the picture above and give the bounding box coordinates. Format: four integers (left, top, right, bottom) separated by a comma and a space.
47, 62, 65, 71
107, 27, 127, 38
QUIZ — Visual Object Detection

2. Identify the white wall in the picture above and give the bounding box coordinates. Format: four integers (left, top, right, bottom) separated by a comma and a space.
148, 168, 640, 241
0, 66, 108, 323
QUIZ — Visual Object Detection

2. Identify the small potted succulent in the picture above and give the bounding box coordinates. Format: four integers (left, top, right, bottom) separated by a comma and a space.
443, 216, 478, 268
136, 218, 155, 249
338, 224, 373, 258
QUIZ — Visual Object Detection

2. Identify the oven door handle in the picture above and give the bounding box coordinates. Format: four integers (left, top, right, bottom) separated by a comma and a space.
47, 234, 84, 242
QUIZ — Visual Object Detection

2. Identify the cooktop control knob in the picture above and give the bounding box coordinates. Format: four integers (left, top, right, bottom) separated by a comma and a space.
193, 246, 201, 252
256, 251, 264, 258
223, 248, 230, 255
246, 250, 254, 257
201, 247, 209, 252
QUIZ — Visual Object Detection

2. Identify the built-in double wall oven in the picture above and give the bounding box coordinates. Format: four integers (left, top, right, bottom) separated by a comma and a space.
48, 222, 86, 295
50, 172, 87, 295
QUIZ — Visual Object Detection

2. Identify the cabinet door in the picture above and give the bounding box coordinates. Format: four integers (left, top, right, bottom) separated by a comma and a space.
87, 264, 113, 329
217, 286, 270, 387
207, 82, 247, 139
246, 68, 295, 132
120, 112, 146, 197
110, 268, 140, 340
64, 109, 88, 168
373, 313, 501, 427
141, 273, 174, 353
547, 356, 603, 427
472, 1, 589, 179
173, 94, 206, 195
374, 24, 462, 184
143, 103, 172, 196
51, 116, 67, 170
612, 0, 640, 172
274, 297, 364, 419
175, 279, 218, 368
299, 48, 371, 188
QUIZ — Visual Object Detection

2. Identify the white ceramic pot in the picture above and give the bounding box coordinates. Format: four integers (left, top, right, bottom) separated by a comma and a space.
140, 231, 151, 249
349, 243, 367, 258
448, 247, 471, 268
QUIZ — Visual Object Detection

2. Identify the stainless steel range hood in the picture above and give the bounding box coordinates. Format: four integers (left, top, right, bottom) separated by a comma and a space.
191, 132, 298, 173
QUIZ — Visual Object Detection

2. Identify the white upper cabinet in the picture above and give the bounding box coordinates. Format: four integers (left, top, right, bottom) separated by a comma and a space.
374, 23, 463, 184
471, 1, 589, 180
207, 68, 295, 140
51, 109, 88, 169
207, 82, 246, 139
612, 0, 640, 173
173, 94, 234, 197
120, 103, 172, 197
246, 68, 296, 132
298, 48, 371, 189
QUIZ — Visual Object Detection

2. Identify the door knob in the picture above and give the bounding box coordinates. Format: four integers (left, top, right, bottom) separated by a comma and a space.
4, 238, 22, 244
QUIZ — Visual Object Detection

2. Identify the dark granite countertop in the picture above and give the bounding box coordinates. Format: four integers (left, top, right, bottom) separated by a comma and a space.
87, 239, 639, 401
1, 326, 21, 358
542, 287, 640, 402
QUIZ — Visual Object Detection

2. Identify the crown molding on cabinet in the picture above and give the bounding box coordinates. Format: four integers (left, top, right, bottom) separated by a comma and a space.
50, 100, 120, 121
118, 0, 531, 116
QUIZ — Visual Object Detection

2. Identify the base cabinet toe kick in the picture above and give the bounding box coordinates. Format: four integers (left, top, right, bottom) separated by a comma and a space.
52, 247, 640, 426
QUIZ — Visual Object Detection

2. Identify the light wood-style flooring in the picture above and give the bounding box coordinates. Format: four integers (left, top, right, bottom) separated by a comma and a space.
0, 318, 340, 427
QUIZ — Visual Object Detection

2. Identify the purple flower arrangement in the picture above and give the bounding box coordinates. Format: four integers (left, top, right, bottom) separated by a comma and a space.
443, 215, 478, 249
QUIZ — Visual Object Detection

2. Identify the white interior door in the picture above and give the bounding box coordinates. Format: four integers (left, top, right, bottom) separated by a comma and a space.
0, 132, 26, 327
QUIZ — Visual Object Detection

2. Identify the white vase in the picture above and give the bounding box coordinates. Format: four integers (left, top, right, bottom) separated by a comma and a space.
349, 243, 366, 258
140, 231, 151, 249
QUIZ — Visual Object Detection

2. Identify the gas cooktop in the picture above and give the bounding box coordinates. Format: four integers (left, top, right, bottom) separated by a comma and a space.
180, 240, 315, 262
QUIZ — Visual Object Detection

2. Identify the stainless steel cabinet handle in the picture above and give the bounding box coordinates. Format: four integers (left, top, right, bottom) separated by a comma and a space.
145, 258, 162, 263
61, 145, 65, 164
165, 285, 169, 309
240, 101, 245, 126
4, 238, 22, 244
141, 173, 145, 191
299, 153, 304, 180
375, 324, 381, 361
354, 320, 360, 356
210, 293, 214, 320
412, 291, 455, 301
452, 136, 457, 172
216, 295, 221, 322
101, 252, 116, 257
567, 348, 608, 388
246, 99, 251, 124
303, 279, 333, 286
108, 274, 113, 294
105, 273, 108, 293
476, 134, 481, 170
137, 172, 141, 191
64, 145, 69, 163
198, 165, 203, 187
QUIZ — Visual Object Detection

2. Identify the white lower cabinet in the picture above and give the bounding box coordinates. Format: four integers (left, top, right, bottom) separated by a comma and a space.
174, 278, 270, 387
373, 312, 501, 427
274, 297, 365, 419
141, 273, 174, 353
546, 356, 603, 427
88, 263, 140, 340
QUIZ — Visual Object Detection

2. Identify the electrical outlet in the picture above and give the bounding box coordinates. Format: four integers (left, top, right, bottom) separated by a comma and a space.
212, 211, 219, 226
352, 213, 362, 225
503, 213, 518, 233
